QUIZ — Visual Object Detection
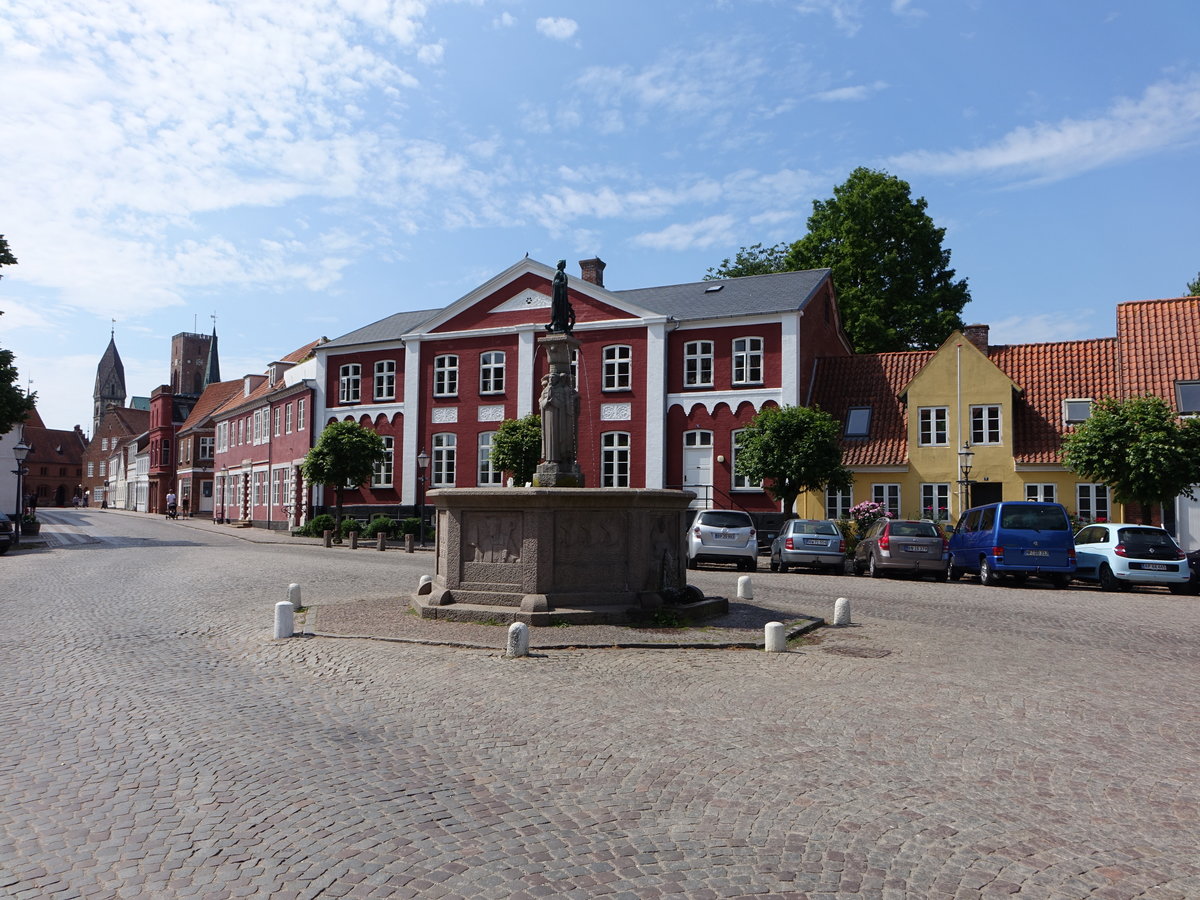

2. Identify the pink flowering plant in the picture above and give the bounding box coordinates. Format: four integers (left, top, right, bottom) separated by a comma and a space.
849, 500, 894, 531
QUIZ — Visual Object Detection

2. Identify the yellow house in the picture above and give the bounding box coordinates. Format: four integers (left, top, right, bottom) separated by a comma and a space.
797, 325, 1125, 526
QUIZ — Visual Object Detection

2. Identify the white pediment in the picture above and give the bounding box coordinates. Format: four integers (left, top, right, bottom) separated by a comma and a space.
490, 289, 551, 313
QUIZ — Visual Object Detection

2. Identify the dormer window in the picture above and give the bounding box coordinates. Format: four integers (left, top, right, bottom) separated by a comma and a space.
1064, 399, 1093, 425
845, 406, 871, 437
1176, 381, 1200, 415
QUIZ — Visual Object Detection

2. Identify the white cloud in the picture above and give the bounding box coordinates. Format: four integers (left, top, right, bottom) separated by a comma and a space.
891, 0, 927, 19
417, 43, 444, 65
988, 311, 1103, 345
811, 80, 888, 102
493, 12, 516, 28
793, 0, 864, 36
887, 75, 1200, 184
535, 17, 578, 41
632, 215, 736, 251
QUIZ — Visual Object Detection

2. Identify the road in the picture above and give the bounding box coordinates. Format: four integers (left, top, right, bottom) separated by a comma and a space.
1, 509, 1198, 899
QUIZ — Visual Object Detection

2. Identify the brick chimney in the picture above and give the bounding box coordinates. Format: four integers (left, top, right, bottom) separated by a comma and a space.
579, 257, 606, 287
963, 324, 990, 353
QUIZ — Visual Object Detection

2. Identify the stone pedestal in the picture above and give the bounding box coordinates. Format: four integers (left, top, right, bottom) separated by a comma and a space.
533, 333, 583, 488
411, 488, 726, 625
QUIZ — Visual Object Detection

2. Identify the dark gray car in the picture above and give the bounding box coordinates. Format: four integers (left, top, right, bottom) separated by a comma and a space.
853, 518, 947, 578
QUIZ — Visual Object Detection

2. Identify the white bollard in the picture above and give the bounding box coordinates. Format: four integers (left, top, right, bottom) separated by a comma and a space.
737, 575, 753, 600
764, 621, 786, 652
288, 584, 301, 609
274, 601, 294, 639
833, 596, 851, 626
417, 574, 433, 595
506, 621, 530, 658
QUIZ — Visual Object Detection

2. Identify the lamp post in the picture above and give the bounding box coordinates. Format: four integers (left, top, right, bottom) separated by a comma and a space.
957, 442, 975, 516
416, 448, 429, 548
12, 437, 31, 546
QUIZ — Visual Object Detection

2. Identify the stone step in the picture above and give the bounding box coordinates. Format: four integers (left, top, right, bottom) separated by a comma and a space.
411, 596, 728, 627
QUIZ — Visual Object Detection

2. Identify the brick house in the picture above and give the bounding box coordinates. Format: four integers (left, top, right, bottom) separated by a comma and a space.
18, 409, 88, 508
311, 256, 852, 525
82, 405, 151, 509
174, 379, 241, 517
211, 340, 324, 529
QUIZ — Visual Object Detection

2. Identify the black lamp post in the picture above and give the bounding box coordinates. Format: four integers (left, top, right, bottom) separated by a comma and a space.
12, 437, 31, 546
416, 448, 429, 548
957, 442, 975, 515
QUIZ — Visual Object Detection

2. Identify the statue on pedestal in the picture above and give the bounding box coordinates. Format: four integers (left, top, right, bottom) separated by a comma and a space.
545, 259, 575, 334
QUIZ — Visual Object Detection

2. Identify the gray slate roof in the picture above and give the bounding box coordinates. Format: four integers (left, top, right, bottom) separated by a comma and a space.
322, 308, 441, 349
322, 267, 833, 349
614, 268, 832, 321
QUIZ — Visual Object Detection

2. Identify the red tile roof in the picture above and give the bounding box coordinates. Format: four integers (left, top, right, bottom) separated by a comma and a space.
1116, 297, 1200, 407
988, 338, 1120, 464
810, 351, 933, 466
178, 380, 243, 434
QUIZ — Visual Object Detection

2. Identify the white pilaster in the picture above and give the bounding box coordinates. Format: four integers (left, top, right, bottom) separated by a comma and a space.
781, 312, 800, 408
402, 338, 423, 507
645, 320, 668, 488
518, 328, 536, 418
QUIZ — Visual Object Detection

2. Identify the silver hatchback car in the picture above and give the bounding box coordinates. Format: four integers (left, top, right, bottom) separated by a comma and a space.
686, 509, 758, 571
769, 519, 845, 573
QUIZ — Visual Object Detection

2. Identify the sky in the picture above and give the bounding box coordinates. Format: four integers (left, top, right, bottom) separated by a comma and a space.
2, 0, 1198, 433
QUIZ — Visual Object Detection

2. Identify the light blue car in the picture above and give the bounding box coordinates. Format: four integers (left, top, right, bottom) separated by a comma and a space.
1073, 523, 1190, 591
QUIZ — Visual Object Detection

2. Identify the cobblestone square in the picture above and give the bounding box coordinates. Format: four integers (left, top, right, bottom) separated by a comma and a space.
1, 509, 1197, 898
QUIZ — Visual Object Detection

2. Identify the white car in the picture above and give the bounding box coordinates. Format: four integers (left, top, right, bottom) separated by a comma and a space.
686, 509, 758, 571
1073, 523, 1190, 591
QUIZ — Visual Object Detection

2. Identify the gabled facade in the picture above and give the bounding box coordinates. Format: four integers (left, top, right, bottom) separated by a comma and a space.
311, 257, 853, 523
20, 410, 89, 508
802, 320, 1133, 527
210, 340, 324, 529
82, 405, 151, 508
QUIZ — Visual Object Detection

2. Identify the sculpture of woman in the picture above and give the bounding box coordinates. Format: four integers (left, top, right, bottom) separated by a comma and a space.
546, 259, 575, 334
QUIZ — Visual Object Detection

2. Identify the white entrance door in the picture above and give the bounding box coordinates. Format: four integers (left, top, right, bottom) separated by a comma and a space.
683, 430, 713, 508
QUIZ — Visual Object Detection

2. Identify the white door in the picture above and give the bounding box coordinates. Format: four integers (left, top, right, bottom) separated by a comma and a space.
683, 431, 713, 508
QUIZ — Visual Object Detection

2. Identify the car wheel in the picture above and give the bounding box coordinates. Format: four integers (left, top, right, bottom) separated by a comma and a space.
1098, 563, 1121, 592
868, 554, 882, 579
946, 561, 960, 582
747, 556, 758, 572
686, 556, 697, 570
0, 544, 8, 556
979, 556, 999, 586
778, 560, 790, 574
769, 558, 779, 573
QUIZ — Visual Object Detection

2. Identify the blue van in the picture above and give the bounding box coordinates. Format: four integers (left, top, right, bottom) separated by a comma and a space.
946, 501, 1076, 588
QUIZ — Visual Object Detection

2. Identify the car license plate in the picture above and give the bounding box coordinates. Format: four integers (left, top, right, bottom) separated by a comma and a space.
715, 532, 737, 540
1141, 563, 1170, 571
803, 538, 826, 546
905, 546, 928, 553
1026, 550, 1049, 557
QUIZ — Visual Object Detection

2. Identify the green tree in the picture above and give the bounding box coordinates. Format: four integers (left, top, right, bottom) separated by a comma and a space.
490, 414, 541, 486
1187, 272, 1200, 296
1061, 395, 1200, 523
733, 404, 851, 517
705, 242, 791, 280
301, 420, 387, 533
0, 238, 37, 435
786, 168, 970, 352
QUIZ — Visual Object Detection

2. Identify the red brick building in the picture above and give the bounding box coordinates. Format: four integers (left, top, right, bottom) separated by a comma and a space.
211, 340, 324, 529
18, 409, 88, 508
311, 256, 852, 524
174, 379, 241, 517
82, 405, 151, 509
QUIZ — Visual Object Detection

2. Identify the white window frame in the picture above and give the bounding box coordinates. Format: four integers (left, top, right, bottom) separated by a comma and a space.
1076, 483, 1110, 522
872, 483, 901, 518
826, 486, 853, 521
339, 364, 362, 404
432, 433, 456, 487
1025, 483, 1056, 503
273, 407, 281, 437
478, 432, 502, 486
285, 403, 293, 434
970, 404, 1002, 445
434, 355, 459, 398
601, 431, 631, 487
479, 351, 506, 395
920, 483, 951, 522
87, 462, 95, 478
732, 336, 764, 385
372, 436, 395, 487
918, 407, 949, 447
684, 340, 714, 388
271, 468, 284, 506
297, 398, 306, 431
199, 436, 214, 459
374, 360, 397, 401
731, 429, 757, 491
602, 345, 632, 392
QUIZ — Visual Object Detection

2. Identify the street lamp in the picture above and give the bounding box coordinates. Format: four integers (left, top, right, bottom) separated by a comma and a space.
957, 442, 975, 515
12, 437, 31, 546
416, 448, 430, 548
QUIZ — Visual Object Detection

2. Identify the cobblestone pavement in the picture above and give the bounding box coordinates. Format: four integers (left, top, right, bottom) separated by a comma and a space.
2, 509, 1198, 899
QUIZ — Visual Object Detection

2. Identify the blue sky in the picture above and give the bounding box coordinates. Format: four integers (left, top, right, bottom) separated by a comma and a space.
3, 0, 1198, 433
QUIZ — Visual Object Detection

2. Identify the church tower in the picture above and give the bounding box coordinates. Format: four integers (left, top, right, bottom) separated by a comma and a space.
170, 329, 218, 396
93, 332, 127, 435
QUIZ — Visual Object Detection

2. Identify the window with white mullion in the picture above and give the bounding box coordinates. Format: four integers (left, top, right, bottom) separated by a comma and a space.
970, 404, 1002, 444
684, 340, 713, 387
732, 337, 763, 385
339, 364, 362, 403
434, 355, 459, 398
480, 351, 506, 395
374, 360, 396, 401
918, 407, 948, 446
